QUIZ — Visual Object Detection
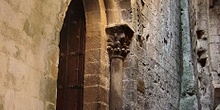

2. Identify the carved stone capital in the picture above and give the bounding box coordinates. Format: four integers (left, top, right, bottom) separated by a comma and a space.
105, 24, 134, 59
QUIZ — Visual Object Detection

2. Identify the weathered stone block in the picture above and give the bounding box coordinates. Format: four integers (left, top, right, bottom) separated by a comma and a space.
209, 43, 220, 54
4, 89, 15, 110
84, 102, 108, 110
210, 35, 220, 43
8, 58, 29, 89
85, 0, 102, 12
0, 0, 25, 30
86, 11, 102, 23
84, 75, 100, 86
85, 49, 100, 63
209, 26, 218, 36
85, 36, 101, 50
85, 62, 100, 75
211, 54, 220, 63
14, 91, 44, 110
45, 103, 55, 110
84, 86, 108, 104
40, 76, 56, 104
99, 75, 109, 88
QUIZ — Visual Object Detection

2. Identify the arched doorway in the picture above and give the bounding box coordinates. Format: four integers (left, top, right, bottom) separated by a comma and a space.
56, 0, 85, 109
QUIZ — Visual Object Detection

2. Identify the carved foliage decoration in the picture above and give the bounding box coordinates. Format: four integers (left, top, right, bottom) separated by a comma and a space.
105, 24, 134, 59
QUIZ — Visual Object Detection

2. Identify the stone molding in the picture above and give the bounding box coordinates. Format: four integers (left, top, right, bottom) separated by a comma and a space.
105, 24, 134, 59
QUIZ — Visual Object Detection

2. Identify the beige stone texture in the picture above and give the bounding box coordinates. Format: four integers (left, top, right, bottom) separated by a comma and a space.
0, 0, 70, 109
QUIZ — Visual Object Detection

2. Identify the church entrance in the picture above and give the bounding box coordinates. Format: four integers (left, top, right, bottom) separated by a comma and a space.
56, 0, 85, 109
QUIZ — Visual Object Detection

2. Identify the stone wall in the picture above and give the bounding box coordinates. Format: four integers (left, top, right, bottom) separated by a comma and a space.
122, 0, 181, 109
0, 0, 111, 109
0, 0, 69, 109
184, 0, 220, 109
194, 0, 213, 109
0, 0, 219, 110
83, 0, 109, 109
209, 1, 220, 108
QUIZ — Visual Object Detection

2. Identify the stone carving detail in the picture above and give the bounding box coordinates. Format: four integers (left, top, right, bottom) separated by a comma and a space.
105, 24, 134, 59
196, 30, 208, 67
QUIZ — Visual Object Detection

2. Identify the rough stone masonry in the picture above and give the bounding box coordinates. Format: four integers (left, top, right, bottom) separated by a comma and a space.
123, 0, 181, 109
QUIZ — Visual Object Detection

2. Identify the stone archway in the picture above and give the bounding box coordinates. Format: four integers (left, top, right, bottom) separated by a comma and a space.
56, 0, 130, 109
56, 0, 86, 109
82, 0, 133, 109
56, 0, 110, 109
82, 0, 109, 109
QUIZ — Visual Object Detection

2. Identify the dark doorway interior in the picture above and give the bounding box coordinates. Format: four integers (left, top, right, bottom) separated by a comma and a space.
56, 0, 85, 110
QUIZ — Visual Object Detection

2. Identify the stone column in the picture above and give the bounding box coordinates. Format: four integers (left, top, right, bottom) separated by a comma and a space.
105, 24, 133, 110
179, 0, 199, 109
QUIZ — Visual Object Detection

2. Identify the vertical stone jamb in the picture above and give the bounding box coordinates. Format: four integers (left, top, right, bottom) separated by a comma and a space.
179, 0, 199, 109
105, 24, 133, 110
208, 0, 220, 109
195, 0, 212, 109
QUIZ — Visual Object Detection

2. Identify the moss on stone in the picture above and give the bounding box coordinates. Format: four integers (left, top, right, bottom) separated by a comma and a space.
179, 95, 198, 110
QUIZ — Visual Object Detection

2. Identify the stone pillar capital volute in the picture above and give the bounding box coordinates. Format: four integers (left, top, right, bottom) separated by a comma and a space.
105, 24, 134, 59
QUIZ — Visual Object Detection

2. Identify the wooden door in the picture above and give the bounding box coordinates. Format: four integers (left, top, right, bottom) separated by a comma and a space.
56, 0, 85, 110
